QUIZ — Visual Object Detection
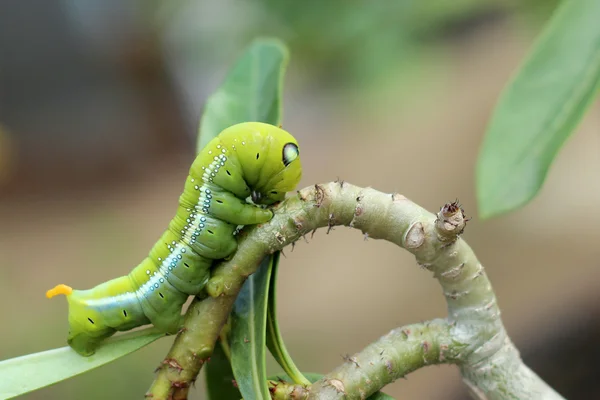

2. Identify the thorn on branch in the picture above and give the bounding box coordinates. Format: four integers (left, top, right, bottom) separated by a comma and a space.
485, 299, 496, 310
445, 199, 461, 213
297, 189, 309, 202
443, 199, 470, 226
342, 354, 360, 368
447, 199, 472, 223
163, 358, 184, 372
187, 375, 199, 389
171, 381, 189, 389
471, 265, 484, 280
268, 381, 278, 395
444, 289, 470, 300
314, 184, 325, 207
418, 262, 433, 271
275, 231, 285, 245
327, 213, 336, 234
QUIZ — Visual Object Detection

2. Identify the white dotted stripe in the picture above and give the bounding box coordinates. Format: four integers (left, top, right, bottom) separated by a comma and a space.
84, 292, 137, 309
87, 148, 231, 308
137, 150, 228, 299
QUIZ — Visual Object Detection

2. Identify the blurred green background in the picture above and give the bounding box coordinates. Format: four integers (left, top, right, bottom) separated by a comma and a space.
1, 1, 599, 399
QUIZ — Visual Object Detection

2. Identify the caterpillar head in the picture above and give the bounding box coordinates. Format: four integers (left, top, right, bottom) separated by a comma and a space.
247, 132, 300, 207
254, 140, 301, 205
211, 122, 303, 205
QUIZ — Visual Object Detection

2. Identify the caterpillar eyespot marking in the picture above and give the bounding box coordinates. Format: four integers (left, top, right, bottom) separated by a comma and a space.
47, 122, 302, 356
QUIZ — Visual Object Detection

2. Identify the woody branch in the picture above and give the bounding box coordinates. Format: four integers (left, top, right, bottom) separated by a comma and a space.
147, 182, 563, 400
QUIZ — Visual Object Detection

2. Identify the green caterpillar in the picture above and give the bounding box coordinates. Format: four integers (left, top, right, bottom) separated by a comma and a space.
47, 122, 302, 356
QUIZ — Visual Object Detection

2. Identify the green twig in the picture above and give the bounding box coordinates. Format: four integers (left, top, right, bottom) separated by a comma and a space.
304, 191, 563, 400
146, 182, 563, 400
307, 320, 457, 399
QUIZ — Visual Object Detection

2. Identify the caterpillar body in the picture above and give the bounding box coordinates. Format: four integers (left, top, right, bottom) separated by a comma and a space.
46, 122, 302, 356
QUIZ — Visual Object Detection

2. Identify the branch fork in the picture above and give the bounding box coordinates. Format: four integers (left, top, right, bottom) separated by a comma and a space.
147, 182, 564, 400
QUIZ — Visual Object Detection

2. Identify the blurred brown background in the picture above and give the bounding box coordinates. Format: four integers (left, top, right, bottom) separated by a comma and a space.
1, 1, 599, 399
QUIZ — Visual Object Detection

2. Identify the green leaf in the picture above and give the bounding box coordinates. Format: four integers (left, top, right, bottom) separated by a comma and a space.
205, 339, 242, 400
364, 391, 396, 400
197, 38, 290, 153
476, 0, 600, 219
266, 252, 310, 386
268, 373, 396, 399
230, 256, 275, 400
200, 36, 289, 400
0, 328, 164, 399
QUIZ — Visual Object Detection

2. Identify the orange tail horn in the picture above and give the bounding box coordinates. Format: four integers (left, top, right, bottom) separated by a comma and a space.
46, 284, 73, 299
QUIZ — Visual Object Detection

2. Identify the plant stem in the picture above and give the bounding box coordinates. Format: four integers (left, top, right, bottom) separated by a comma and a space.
146, 182, 563, 400
307, 319, 457, 399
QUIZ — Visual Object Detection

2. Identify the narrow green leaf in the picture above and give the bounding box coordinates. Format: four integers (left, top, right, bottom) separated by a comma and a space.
266, 252, 310, 386
197, 38, 290, 153
0, 328, 164, 399
205, 339, 242, 400
363, 391, 396, 400
230, 256, 275, 400
268, 373, 396, 399
201, 36, 289, 400
476, 0, 600, 219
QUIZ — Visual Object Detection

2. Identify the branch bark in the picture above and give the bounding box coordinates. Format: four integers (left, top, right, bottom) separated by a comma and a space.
306, 319, 458, 399
146, 182, 564, 400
